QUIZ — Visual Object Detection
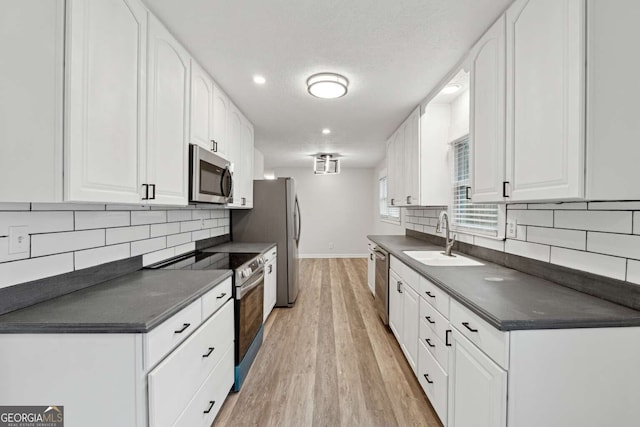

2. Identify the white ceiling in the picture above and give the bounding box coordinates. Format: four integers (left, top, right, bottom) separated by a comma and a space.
144, 0, 512, 169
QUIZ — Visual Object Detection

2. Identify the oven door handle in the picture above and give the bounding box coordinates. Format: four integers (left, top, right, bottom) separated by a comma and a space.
237, 272, 265, 299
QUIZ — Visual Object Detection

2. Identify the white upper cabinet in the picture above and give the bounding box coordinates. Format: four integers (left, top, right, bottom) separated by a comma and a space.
404, 108, 421, 206
0, 0, 64, 202
226, 104, 244, 208
212, 85, 231, 158
189, 60, 215, 152
240, 117, 255, 208
585, 0, 640, 200
65, 0, 148, 204
505, 0, 586, 202
145, 14, 189, 205
470, 15, 506, 203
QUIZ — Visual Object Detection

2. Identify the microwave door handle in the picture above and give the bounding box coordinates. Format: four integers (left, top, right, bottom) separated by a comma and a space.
221, 167, 232, 198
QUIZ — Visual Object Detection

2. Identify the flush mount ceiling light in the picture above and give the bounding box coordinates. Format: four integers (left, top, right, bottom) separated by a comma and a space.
313, 154, 341, 175
441, 84, 461, 94
307, 73, 349, 99
322, 128, 331, 135
253, 75, 266, 85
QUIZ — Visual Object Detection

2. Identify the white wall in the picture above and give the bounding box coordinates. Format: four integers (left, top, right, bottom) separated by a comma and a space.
253, 149, 265, 180
274, 167, 374, 258
372, 159, 405, 235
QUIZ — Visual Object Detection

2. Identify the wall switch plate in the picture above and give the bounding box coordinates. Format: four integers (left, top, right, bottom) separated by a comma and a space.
328, 242, 334, 250
506, 219, 517, 238
9, 226, 29, 254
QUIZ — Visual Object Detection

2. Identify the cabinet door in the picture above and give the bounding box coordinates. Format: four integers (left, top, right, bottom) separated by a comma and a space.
470, 15, 506, 203
264, 259, 277, 322
65, 0, 147, 203
240, 117, 254, 208
226, 105, 243, 208
448, 329, 507, 427
404, 107, 421, 206
367, 250, 375, 295
505, 0, 585, 202
401, 284, 419, 373
212, 85, 229, 157
388, 270, 404, 343
189, 59, 214, 151
146, 15, 189, 206
391, 127, 405, 206
0, 0, 64, 202
386, 136, 396, 207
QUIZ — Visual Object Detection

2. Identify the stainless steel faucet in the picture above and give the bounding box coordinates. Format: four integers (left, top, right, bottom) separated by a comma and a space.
436, 211, 456, 257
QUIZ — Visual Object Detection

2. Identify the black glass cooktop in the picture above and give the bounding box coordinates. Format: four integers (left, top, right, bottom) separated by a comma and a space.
148, 251, 259, 271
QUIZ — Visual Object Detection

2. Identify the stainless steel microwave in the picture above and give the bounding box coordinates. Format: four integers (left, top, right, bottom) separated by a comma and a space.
189, 144, 233, 204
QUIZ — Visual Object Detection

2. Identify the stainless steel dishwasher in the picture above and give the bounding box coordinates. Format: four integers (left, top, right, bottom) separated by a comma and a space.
373, 247, 389, 325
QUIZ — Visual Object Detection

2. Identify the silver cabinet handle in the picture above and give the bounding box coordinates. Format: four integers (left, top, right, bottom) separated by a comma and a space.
397, 281, 403, 293
406, 196, 411, 204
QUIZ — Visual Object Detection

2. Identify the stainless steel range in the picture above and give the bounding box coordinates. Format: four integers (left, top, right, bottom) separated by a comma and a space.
147, 249, 266, 391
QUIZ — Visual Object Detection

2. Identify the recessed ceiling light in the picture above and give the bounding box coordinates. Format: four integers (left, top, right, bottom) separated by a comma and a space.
322, 128, 331, 135
441, 84, 461, 94
253, 75, 266, 85
307, 73, 349, 99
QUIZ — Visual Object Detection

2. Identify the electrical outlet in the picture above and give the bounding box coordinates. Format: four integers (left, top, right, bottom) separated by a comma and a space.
506, 219, 517, 238
9, 226, 29, 254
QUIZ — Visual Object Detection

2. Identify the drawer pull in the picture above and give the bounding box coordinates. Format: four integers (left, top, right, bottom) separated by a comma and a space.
446, 329, 452, 346
462, 322, 478, 333
174, 323, 191, 334
202, 347, 215, 358
425, 316, 435, 324
204, 400, 215, 414
423, 374, 434, 384
425, 338, 435, 348
425, 291, 435, 298
216, 293, 227, 300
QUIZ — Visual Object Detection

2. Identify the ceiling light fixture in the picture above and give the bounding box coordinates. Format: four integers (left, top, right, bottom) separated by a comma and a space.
441, 84, 461, 94
253, 75, 266, 85
314, 154, 341, 175
307, 73, 349, 99
322, 128, 331, 135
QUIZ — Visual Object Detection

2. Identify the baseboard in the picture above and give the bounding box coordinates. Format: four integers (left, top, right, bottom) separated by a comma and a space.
298, 253, 368, 259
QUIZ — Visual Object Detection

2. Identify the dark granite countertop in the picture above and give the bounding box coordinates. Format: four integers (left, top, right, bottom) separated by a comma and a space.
368, 235, 640, 331
201, 241, 276, 254
0, 270, 232, 333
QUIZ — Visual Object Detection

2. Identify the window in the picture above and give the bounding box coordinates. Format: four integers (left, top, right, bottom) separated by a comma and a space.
451, 137, 500, 236
379, 176, 401, 223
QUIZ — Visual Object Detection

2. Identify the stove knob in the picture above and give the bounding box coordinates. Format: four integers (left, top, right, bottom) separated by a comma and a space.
241, 268, 252, 278
258, 257, 265, 265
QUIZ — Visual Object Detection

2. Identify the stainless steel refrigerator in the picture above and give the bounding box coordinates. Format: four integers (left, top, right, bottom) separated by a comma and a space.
231, 178, 300, 307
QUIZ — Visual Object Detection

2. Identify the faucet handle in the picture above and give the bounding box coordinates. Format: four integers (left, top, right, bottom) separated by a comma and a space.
448, 234, 457, 250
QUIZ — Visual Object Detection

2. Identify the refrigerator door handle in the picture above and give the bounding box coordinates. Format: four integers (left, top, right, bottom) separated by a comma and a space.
294, 196, 301, 246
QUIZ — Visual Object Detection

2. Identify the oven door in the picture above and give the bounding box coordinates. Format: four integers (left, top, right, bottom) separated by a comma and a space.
190, 144, 233, 204
235, 271, 264, 364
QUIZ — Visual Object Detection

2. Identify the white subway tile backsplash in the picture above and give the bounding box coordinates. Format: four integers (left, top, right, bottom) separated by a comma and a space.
191, 229, 211, 241
130, 210, 167, 225
587, 232, 640, 260
180, 220, 202, 233
191, 210, 211, 220
527, 226, 586, 250
106, 225, 150, 245
150, 222, 180, 238
505, 239, 550, 262
32, 203, 105, 211
550, 247, 627, 281
131, 237, 166, 257
211, 210, 226, 219
106, 204, 150, 211
203, 219, 217, 229
75, 211, 130, 230
0, 253, 74, 289
0, 236, 30, 263
588, 201, 640, 211
175, 242, 196, 256
627, 260, 640, 285
527, 202, 587, 210
32, 229, 105, 257
0, 211, 74, 236
515, 225, 527, 241
473, 236, 505, 252
554, 211, 632, 233
506, 204, 528, 210
634, 212, 640, 235
507, 209, 553, 227
167, 232, 191, 247
167, 210, 192, 222
74, 244, 130, 270
142, 247, 176, 267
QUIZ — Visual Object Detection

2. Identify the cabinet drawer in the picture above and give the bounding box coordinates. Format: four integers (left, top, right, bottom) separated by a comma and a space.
148, 299, 233, 427
418, 340, 448, 426
174, 343, 234, 427
419, 276, 450, 318
390, 256, 419, 293
201, 277, 232, 321
420, 297, 449, 344
145, 298, 202, 369
450, 299, 509, 369
420, 317, 449, 373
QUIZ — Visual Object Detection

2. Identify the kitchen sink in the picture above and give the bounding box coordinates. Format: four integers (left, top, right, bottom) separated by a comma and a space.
403, 250, 484, 267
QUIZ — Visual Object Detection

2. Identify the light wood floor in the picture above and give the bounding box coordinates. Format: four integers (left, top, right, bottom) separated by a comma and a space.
214, 258, 442, 427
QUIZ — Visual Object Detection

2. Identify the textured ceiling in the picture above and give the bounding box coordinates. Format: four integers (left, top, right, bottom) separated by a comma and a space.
144, 0, 512, 169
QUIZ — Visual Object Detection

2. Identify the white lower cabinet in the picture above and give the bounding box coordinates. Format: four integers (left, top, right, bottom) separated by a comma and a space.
264, 247, 278, 322
387, 256, 640, 427
0, 277, 235, 427
367, 241, 375, 296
